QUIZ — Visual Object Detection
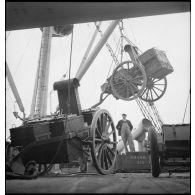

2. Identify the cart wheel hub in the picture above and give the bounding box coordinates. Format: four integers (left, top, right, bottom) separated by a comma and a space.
146, 79, 154, 89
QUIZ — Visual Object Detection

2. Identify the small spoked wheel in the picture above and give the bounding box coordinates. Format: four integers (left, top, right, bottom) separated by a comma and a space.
90, 109, 117, 174
140, 77, 167, 102
24, 161, 38, 177
110, 60, 147, 101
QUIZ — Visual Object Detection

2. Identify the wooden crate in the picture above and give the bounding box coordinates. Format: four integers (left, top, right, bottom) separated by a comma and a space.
49, 115, 86, 136
66, 115, 85, 133
10, 122, 51, 146
139, 48, 174, 79
10, 115, 86, 147
33, 122, 51, 141
10, 126, 35, 147
115, 152, 150, 172
162, 124, 190, 141
162, 124, 190, 158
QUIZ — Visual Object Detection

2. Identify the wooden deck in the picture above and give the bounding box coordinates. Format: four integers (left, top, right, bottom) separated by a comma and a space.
6, 172, 190, 194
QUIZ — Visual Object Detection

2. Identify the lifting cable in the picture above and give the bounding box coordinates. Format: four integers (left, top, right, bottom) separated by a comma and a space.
106, 36, 121, 79
90, 23, 122, 108
94, 22, 119, 65
149, 103, 164, 126
96, 20, 125, 79
126, 20, 141, 53
95, 20, 163, 132
119, 21, 135, 63
138, 100, 161, 132
119, 20, 163, 131
112, 31, 120, 47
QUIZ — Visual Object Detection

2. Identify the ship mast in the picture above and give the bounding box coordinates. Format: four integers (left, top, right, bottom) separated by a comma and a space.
30, 25, 73, 119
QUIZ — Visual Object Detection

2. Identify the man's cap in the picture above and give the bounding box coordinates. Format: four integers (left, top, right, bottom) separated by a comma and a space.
122, 113, 127, 116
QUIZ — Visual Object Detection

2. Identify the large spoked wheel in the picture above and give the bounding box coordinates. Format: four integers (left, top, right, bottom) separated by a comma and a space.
140, 77, 167, 102
38, 164, 53, 175
6, 141, 12, 163
148, 127, 161, 177
90, 109, 117, 174
110, 60, 147, 101
6, 142, 14, 173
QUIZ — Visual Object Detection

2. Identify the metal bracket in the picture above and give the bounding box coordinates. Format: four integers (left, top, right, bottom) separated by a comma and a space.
91, 92, 110, 108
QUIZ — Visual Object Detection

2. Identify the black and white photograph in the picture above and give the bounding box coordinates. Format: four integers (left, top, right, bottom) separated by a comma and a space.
5, 2, 191, 194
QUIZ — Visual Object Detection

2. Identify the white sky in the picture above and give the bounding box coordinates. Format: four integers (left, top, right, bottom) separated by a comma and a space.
6, 12, 190, 139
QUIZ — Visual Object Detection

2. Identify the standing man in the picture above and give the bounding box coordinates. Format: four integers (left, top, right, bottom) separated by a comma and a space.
116, 113, 135, 153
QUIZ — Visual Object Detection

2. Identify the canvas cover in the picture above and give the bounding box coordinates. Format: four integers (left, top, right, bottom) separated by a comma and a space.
139, 48, 174, 79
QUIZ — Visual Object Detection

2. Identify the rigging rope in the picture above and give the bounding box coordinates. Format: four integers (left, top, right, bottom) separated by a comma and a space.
6, 31, 11, 40
94, 20, 163, 132
13, 31, 35, 77
39, 28, 74, 176
6, 29, 75, 179
113, 31, 121, 47
119, 20, 163, 131
6, 32, 35, 94
182, 89, 190, 123
68, 27, 74, 114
